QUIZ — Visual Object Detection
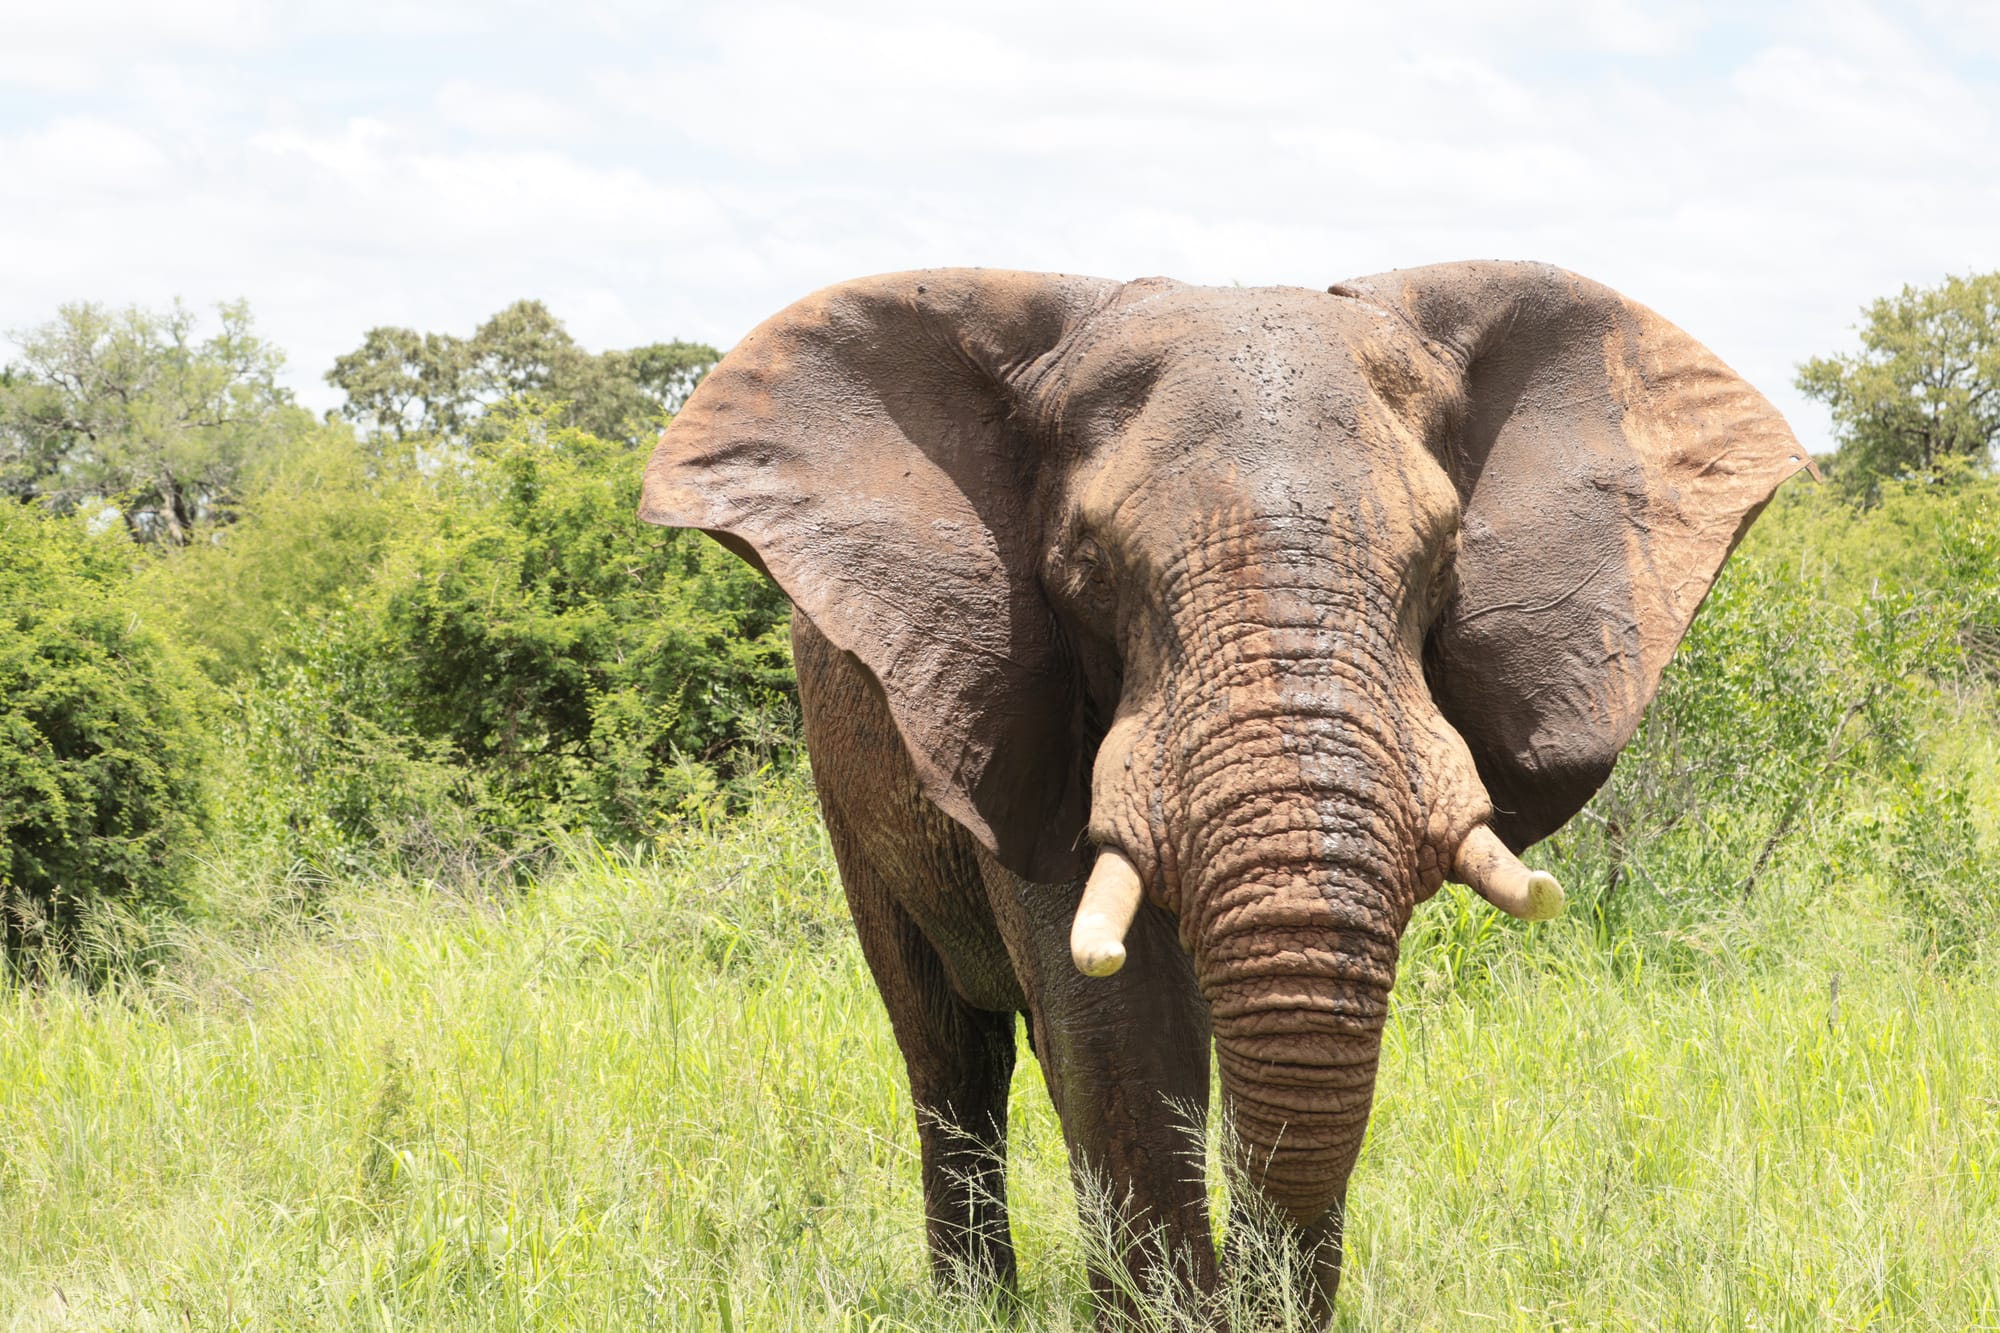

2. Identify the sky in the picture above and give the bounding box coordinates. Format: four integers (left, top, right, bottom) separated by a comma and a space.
3, 0, 1997, 456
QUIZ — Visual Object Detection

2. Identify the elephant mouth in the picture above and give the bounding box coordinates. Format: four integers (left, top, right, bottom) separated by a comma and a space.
1067, 826, 1563, 977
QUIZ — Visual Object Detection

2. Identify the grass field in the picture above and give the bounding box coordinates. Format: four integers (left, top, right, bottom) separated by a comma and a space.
4, 774, 1998, 1331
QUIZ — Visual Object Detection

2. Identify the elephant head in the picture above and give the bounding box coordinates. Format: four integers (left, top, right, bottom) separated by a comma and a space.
640, 263, 1805, 1263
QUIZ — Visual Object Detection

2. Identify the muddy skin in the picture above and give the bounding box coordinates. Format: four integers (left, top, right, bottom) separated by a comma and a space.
642, 263, 1808, 1327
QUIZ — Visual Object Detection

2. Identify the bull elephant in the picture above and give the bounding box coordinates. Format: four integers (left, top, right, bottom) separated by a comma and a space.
639, 262, 1807, 1325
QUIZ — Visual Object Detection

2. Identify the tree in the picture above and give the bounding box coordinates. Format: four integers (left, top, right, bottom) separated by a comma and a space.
0, 300, 311, 545
314, 325, 471, 444
366, 401, 794, 837
326, 300, 718, 445
198, 402, 795, 860
1798, 272, 2000, 498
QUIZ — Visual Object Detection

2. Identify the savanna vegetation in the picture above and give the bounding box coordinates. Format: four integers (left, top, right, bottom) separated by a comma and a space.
2, 278, 1999, 1329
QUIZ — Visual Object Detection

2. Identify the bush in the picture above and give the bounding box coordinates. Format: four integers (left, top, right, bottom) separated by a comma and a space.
1533, 476, 2000, 974
211, 605, 512, 888
190, 402, 796, 874
138, 420, 414, 683
0, 503, 212, 962
366, 402, 794, 839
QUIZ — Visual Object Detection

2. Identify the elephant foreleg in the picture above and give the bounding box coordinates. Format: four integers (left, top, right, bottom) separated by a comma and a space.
834, 847, 1021, 1291
912, 1005, 1019, 1293
984, 858, 1217, 1325
797, 613, 1024, 1293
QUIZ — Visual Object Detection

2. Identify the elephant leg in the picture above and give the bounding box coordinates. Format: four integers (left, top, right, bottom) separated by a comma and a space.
983, 858, 1216, 1325
796, 613, 1023, 1291
843, 870, 1019, 1290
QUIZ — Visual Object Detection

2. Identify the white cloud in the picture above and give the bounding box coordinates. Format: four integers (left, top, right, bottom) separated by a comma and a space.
0, 0, 1996, 453
1562, 0, 1706, 55
435, 81, 588, 140
1, 117, 173, 193
0, 0, 268, 89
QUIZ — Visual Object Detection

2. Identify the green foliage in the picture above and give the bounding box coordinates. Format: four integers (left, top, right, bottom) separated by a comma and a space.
212, 605, 507, 884
1520, 476, 2000, 977
1798, 272, 2000, 498
377, 404, 791, 829
2, 782, 1996, 1330
138, 420, 420, 683
0, 301, 312, 544
0, 503, 212, 962
181, 402, 795, 873
327, 300, 719, 445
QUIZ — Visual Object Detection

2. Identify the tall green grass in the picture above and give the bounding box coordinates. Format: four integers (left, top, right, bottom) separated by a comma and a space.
3, 771, 1995, 1331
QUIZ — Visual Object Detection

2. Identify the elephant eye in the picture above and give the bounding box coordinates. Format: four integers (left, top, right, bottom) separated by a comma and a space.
1062, 533, 1118, 612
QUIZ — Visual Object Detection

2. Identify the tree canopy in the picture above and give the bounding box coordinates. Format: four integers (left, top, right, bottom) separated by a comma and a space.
0, 301, 311, 545
1798, 272, 2000, 498
326, 300, 718, 445
1, 293, 765, 961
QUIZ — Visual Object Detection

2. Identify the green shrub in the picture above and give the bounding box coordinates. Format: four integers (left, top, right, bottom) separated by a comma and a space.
192, 402, 795, 873
1531, 477, 2000, 975
366, 402, 794, 839
210, 605, 512, 888
138, 420, 414, 683
0, 503, 212, 962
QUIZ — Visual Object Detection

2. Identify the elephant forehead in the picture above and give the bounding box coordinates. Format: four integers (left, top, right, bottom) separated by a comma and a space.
1060, 285, 1457, 537
1064, 287, 1439, 448
1069, 282, 1387, 384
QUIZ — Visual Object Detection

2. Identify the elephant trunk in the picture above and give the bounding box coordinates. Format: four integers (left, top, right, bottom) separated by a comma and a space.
1177, 600, 1448, 1224
1193, 839, 1406, 1224
1088, 528, 1510, 1224
1171, 734, 1560, 1226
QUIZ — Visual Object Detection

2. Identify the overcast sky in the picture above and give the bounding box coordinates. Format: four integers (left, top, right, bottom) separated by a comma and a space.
4, 0, 1997, 454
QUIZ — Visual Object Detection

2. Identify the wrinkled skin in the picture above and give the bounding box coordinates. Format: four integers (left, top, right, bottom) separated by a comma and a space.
641, 263, 1808, 1325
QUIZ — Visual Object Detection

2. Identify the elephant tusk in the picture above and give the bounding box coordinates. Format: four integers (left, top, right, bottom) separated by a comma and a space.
1452, 825, 1565, 922
1071, 847, 1145, 977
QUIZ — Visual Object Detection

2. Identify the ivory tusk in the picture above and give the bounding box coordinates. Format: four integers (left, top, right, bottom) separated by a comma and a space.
1452, 825, 1565, 922
1070, 847, 1145, 977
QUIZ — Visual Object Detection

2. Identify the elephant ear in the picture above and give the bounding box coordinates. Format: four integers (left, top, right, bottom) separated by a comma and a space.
640, 268, 1118, 883
1334, 261, 1812, 850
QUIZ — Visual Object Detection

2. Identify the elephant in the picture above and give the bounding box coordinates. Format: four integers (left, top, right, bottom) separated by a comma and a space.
639, 261, 1808, 1324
